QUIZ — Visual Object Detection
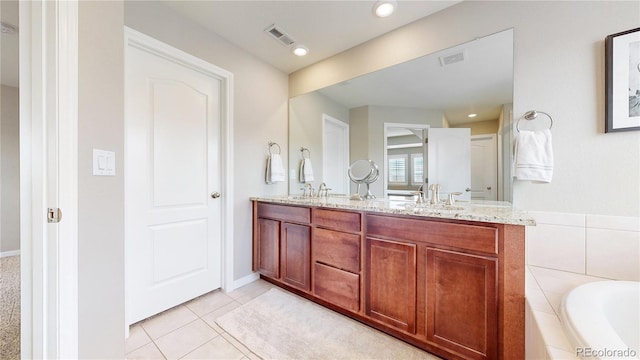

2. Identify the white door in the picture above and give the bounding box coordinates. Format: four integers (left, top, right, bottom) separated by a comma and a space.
427, 128, 471, 201
20, 1, 80, 357
323, 114, 349, 195
126, 32, 223, 324
470, 134, 498, 200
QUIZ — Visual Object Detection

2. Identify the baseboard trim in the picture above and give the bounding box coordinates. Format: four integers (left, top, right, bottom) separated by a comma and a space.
0, 250, 20, 258
231, 272, 260, 291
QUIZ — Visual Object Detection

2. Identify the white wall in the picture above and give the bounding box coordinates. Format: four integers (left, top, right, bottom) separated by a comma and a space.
290, 0, 640, 217
124, 1, 289, 281
289, 91, 349, 194
78, 2, 125, 357
1, 85, 20, 254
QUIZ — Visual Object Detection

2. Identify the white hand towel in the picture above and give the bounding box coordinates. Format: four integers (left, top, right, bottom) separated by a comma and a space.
514, 129, 553, 183
302, 158, 314, 182
266, 154, 285, 183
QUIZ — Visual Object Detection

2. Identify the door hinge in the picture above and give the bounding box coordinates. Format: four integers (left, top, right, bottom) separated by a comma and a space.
47, 208, 62, 223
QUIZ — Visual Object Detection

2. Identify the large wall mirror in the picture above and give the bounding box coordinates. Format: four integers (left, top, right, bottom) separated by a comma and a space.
289, 28, 514, 202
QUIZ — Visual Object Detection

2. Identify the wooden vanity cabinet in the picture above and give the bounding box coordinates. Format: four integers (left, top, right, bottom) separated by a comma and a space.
311, 209, 362, 312
280, 223, 311, 291
253, 203, 311, 292
365, 213, 519, 360
365, 237, 417, 333
254, 218, 280, 278
425, 248, 497, 360
253, 201, 525, 360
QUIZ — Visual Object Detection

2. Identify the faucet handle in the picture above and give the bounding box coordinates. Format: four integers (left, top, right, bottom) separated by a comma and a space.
446, 192, 463, 205
428, 184, 440, 205
410, 191, 425, 204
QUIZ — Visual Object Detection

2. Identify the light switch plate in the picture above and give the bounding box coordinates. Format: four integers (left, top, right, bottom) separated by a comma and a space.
93, 149, 116, 176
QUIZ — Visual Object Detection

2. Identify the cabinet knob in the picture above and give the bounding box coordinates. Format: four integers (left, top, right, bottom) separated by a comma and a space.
211, 192, 221, 199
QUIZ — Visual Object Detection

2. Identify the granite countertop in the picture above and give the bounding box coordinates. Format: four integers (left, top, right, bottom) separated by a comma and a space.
251, 195, 536, 226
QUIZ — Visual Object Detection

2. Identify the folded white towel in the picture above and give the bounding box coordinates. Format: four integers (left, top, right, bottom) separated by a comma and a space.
266, 154, 285, 184
514, 129, 553, 183
299, 158, 314, 182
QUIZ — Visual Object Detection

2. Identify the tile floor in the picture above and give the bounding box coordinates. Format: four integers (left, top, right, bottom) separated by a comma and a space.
126, 279, 276, 360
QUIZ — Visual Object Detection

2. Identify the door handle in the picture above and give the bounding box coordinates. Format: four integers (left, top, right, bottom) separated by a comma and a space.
486, 186, 492, 190
211, 192, 221, 199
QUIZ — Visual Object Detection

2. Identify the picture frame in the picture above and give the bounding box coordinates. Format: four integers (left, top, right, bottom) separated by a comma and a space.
605, 27, 640, 133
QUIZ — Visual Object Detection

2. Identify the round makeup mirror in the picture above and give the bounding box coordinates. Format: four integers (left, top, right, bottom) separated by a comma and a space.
348, 160, 379, 200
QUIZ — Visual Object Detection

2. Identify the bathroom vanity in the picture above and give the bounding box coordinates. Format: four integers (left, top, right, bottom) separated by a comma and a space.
251, 196, 534, 360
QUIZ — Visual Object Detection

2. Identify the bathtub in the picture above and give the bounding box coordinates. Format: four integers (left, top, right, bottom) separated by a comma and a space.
560, 281, 640, 359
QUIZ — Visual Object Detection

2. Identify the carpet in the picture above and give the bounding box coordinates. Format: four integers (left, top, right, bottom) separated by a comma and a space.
216, 288, 437, 360
0, 255, 20, 360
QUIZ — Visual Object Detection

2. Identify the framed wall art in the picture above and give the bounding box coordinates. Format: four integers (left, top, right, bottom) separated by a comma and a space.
605, 27, 640, 133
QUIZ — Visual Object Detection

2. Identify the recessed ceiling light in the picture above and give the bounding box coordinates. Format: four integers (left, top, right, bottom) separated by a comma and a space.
292, 45, 309, 57
373, 0, 397, 18
468, 113, 477, 118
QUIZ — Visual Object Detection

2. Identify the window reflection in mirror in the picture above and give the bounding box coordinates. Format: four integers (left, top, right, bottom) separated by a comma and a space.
385, 126, 426, 199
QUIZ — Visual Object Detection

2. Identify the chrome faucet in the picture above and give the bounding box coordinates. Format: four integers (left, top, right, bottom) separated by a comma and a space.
411, 190, 425, 205
300, 183, 315, 197
317, 182, 331, 198
445, 192, 462, 205
428, 184, 441, 205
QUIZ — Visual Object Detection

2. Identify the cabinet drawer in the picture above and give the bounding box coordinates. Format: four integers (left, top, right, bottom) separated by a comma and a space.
313, 209, 361, 233
313, 228, 360, 273
366, 214, 498, 255
257, 203, 310, 224
313, 263, 360, 312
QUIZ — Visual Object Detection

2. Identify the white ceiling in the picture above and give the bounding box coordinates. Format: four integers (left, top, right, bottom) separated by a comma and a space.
1, 1, 511, 124
161, 0, 512, 124
1, 1, 461, 86
160, 0, 462, 74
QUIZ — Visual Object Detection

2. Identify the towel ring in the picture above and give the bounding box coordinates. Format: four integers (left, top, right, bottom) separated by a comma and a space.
300, 147, 311, 159
268, 141, 281, 155
516, 110, 553, 133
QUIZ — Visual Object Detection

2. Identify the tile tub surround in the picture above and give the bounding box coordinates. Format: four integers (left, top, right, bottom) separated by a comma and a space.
250, 195, 536, 226
525, 266, 611, 360
526, 211, 640, 281
525, 211, 639, 359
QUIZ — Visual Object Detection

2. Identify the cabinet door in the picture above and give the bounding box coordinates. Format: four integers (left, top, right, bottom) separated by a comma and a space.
281, 223, 311, 291
426, 248, 497, 360
256, 218, 280, 279
365, 238, 417, 334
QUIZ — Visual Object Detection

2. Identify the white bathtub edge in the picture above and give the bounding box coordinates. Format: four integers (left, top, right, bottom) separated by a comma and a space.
560, 281, 640, 360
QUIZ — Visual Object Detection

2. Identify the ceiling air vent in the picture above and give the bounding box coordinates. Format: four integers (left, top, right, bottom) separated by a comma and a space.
439, 50, 466, 66
264, 24, 296, 47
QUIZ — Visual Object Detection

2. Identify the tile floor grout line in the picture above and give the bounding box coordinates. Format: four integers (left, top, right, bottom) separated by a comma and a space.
126, 323, 158, 355
219, 330, 255, 356
194, 299, 255, 357
125, 280, 289, 360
